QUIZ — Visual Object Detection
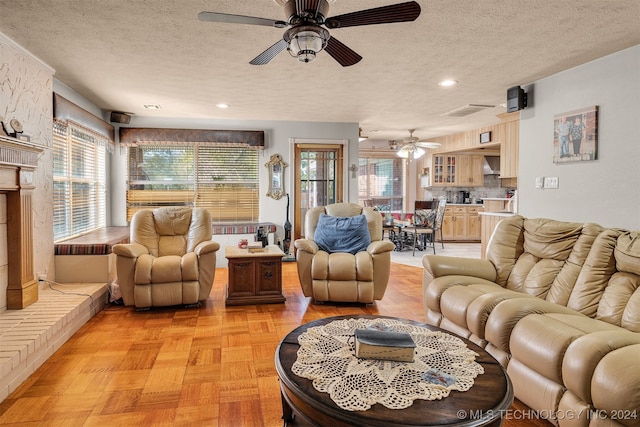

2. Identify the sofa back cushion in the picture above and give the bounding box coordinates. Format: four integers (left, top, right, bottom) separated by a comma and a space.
487, 217, 639, 330
596, 232, 640, 332
566, 228, 621, 316
131, 207, 212, 257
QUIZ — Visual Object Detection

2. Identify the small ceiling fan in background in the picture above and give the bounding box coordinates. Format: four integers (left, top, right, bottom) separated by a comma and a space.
198, 0, 421, 66
366, 140, 400, 151
396, 129, 441, 159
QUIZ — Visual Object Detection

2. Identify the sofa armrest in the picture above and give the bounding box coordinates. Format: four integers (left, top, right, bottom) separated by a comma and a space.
294, 239, 318, 298
112, 243, 149, 258
194, 240, 220, 256
367, 240, 396, 254
114, 243, 150, 306
422, 255, 497, 283
294, 238, 319, 254
563, 331, 640, 406
592, 344, 640, 426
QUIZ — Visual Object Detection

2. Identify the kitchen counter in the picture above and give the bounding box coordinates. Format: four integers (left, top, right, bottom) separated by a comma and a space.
447, 203, 484, 206
479, 211, 515, 217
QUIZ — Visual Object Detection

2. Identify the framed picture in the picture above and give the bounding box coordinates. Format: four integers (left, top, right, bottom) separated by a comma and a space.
479, 131, 491, 144
553, 106, 598, 163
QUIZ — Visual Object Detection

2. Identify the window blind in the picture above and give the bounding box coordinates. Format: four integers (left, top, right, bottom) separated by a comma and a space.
53, 121, 107, 241
358, 156, 405, 211
127, 145, 259, 222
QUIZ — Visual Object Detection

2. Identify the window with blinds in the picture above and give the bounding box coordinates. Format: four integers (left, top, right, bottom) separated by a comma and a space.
127, 144, 259, 222
358, 156, 405, 211
53, 121, 107, 241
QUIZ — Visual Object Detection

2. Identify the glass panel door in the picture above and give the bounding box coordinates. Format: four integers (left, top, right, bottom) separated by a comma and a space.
294, 144, 344, 241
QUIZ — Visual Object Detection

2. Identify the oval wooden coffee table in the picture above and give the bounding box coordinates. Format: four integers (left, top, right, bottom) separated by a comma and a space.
275, 315, 513, 427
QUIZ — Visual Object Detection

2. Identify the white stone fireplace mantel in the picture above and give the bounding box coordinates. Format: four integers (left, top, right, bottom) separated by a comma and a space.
0, 134, 44, 309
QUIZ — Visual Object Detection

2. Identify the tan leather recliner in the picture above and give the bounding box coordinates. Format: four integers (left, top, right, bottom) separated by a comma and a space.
113, 207, 220, 308
294, 203, 396, 303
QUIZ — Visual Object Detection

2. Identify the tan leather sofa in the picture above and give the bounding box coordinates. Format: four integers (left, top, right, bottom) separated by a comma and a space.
422, 215, 640, 427
113, 207, 220, 308
294, 203, 396, 303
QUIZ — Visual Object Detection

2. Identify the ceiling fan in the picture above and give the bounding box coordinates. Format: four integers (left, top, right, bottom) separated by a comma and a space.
198, 0, 421, 66
396, 129, 441, 159
367, 140, 400, 150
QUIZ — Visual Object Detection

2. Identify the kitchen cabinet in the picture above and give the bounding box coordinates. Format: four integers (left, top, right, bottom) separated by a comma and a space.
452, 207, 467, 240
457, 155, 484, 187
442, 205, 482, 242
431, 154, 483, 187
499, 112, 519, 180
432, 154, 457, 186
467, 206, 482, 240
441, 207, 454, 240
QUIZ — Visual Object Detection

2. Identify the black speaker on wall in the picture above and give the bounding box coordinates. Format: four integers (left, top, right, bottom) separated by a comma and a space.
506, 86, 527, 112
110, 111, 132, 124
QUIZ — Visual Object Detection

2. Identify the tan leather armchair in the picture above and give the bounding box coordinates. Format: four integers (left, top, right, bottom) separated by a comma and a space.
294, 203, 395, 303
113, 207, 220, 308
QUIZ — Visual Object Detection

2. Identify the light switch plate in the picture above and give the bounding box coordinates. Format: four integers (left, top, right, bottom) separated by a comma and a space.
535, 177, 544, 189
544, 176, 559, 189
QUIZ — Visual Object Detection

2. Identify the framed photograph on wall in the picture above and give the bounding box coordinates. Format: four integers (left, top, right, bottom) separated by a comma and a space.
479, 131, 491, 144
553, 105, 598, 163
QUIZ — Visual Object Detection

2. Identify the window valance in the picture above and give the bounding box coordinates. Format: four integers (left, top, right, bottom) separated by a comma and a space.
119, 127, 265, 148
53, 93, 115, 143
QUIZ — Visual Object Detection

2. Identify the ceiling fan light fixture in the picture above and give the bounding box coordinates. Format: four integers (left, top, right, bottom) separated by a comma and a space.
285, 26, 329, 63
397, 144, 425, 159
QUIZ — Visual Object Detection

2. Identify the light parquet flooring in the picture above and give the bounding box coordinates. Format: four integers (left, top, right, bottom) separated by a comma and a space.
0, 254, 551, 426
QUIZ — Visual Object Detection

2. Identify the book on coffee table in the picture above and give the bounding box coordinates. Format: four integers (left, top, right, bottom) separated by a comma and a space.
354, 328, 416, 362
247, 242, 265, 253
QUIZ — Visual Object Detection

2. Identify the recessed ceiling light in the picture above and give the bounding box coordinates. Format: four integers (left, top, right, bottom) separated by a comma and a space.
216, 103, 230, 109
143, 104, 162, 109
438, 80, 458, 87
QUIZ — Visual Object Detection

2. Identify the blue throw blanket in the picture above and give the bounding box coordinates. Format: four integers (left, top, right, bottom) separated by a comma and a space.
314, 214, 371, 254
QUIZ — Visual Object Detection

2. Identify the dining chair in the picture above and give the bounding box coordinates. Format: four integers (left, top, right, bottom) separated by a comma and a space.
409, 198, 447, 256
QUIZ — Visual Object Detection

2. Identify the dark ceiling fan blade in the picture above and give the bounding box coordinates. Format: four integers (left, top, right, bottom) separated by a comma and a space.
324, 36, 362, 67
249, 39, 288, 65
198, 11, 287, 28
324, 1, 421, 29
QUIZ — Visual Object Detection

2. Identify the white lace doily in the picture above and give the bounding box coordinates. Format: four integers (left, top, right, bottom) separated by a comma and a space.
291, 318, 484, 411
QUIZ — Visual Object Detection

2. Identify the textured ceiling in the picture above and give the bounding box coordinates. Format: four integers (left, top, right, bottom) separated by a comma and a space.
0, 0, 638, 143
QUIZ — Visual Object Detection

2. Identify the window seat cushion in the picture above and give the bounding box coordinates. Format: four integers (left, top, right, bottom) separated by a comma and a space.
54, 223, 277, 256
55, 227, 130, 255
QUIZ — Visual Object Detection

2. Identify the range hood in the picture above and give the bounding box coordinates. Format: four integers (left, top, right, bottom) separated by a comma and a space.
483, 156, 501, 175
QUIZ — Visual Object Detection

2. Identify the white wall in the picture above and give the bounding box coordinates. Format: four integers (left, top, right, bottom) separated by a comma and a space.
0, 33, 54, 302
111, 117, 360, 243
519, 45, 640, 229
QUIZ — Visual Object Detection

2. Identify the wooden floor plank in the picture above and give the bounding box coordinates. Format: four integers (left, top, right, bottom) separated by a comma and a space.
0, 260, 552, 426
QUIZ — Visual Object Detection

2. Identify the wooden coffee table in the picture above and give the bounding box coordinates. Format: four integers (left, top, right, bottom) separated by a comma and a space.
275, 315, 513, 427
